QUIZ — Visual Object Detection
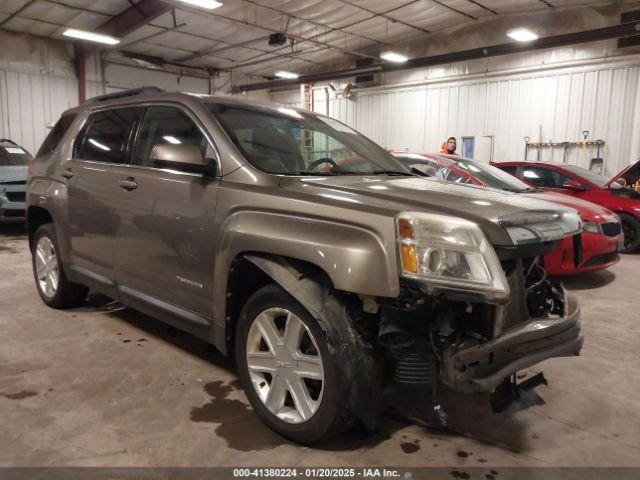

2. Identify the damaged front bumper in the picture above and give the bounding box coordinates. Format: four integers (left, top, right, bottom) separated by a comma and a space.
441, 291, 583, 394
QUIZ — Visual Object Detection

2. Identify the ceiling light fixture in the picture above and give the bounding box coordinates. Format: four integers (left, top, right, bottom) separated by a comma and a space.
506, 28, 539, 42
275, 71, 299, 79
163, 136, 182, 144
380, 51, 408, 63
63, 29, 120, 45
178, 0, 223, 9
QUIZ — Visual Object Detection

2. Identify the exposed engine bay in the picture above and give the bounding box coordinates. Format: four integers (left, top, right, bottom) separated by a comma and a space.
371, 249, 582, 417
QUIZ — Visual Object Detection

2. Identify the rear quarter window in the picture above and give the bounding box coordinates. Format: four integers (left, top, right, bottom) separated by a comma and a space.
37, 113, 77, 157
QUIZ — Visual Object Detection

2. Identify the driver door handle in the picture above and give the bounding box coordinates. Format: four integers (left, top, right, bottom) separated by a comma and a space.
119, 177, 138, 191
62, 169, 74, 179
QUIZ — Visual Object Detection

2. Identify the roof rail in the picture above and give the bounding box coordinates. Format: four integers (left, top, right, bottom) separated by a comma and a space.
0, 139, 18, 145
86, 87, 165, 104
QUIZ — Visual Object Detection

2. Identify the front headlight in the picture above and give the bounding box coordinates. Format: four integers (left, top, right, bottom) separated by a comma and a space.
396, 212, 509, 299
582, 221, 602, 234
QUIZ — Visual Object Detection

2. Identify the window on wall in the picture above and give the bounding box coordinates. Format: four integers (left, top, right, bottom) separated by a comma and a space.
74, 108, 142, 164
132, 106, 212, 167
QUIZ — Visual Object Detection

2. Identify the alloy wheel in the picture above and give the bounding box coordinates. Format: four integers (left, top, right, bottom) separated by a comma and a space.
246, 307, 324, 424
35, 236, 59, 298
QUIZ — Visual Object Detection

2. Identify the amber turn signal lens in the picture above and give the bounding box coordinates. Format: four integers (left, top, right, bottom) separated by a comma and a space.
401, 243, 418, 274
398, 218, 414, 239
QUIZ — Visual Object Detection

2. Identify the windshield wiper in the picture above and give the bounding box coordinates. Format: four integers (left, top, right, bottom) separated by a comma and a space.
294, 170, 352, 176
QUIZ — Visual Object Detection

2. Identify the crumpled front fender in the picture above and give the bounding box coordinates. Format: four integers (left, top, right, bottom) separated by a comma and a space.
244, 253, 385, 428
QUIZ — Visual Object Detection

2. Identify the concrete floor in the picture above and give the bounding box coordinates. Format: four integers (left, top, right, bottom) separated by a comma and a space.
1, 222, 639, 468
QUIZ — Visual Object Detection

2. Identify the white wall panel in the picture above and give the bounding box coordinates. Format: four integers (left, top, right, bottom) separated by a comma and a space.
318, 63, 640, 177
0, 69, 77, 155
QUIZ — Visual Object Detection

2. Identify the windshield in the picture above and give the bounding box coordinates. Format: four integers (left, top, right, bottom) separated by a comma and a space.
400, 153, 534, 192
0, 145, 32, 166
209, 103, 410, 175
451, 157, 535, 192
561, 164, 610, 187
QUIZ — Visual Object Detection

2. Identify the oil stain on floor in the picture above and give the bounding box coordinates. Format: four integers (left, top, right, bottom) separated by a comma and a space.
3, 390, 38, 400
190, 380, 285, 452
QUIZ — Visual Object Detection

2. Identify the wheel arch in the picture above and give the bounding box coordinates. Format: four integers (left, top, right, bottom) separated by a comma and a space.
227, 253, 385, 429
27, 206, 53, 250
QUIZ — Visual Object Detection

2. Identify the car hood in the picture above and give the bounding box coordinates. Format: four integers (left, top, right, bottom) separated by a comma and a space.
0, 166, 28, 183
279, 175, 582, 246
527, 190, 617, 222
607, 159, 640, 188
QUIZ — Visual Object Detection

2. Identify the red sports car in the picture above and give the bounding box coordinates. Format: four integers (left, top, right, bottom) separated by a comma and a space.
392, 152, 624, 275
493, 160, 640, 253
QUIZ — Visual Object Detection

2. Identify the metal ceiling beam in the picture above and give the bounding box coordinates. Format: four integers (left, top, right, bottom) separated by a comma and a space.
238, 0, 429, 73
425, 0, 477, 21
78, 0, 173, 59
465, 0, 499, 15
0, 0, 36, 27
235, 19, 640, 92
338, 0, 432, 35
71, 0, 173, 102
244, 0, 389, 47
172, 4, 380, 60
176, 35, 272, 63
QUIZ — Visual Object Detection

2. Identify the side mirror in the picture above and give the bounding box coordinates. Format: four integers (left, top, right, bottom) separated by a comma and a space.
562, 179, 585, 191
150, 144, 209, 174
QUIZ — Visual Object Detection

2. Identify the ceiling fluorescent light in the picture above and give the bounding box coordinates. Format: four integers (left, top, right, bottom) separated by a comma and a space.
163, 136, 182, 144
380, 51, 408, 63
507, 28, 538, 42
178, 0, 223, 9
63, 29, 120, 45
275, 71, 299, 79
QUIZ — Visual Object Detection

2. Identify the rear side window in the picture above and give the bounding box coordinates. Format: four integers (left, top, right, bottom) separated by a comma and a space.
497, 165, 518, 176
74, 108, 142, 164
521, 166, 574, 189
37, 113, 77, 157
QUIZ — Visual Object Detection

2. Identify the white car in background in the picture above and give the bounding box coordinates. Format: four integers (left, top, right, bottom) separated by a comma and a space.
0, 139, 31, 223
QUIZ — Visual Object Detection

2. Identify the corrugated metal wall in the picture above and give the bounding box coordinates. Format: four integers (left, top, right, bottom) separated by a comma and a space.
318, 63, 640, 177
0, 69, 78, 155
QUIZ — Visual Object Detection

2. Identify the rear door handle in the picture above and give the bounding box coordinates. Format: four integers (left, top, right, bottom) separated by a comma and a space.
119, 177, 138, 191
62, 169, 74, 179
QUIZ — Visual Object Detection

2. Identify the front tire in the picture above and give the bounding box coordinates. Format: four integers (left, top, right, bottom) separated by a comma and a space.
32, 223, 88, 309
235, 284, 351, 444
619, 213, 640, 253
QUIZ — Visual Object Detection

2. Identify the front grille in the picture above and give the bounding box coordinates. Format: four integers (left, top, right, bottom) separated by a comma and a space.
583, 251, 618, 267
5, 191, 25, 202
2, 209, 26, 218
601, 222, 622, 237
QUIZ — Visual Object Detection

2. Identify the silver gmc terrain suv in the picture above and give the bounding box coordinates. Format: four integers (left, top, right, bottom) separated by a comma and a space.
27, 87, 584, 444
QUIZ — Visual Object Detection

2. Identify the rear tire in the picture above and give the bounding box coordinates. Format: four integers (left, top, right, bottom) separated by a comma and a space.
235, 284, 352, 444
32, 223, 88, 309
619, 213, 640, 253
